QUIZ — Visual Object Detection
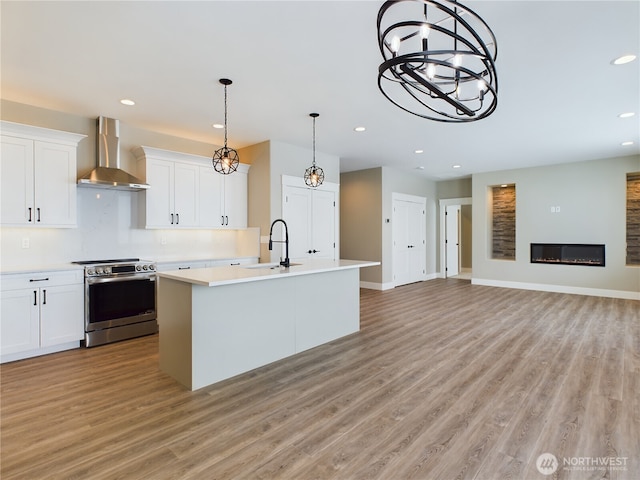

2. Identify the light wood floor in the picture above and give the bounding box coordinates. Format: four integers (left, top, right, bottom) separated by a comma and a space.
1, 279, 638, 479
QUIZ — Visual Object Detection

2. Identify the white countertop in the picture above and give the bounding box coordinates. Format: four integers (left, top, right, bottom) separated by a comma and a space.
0, 263, 84, 275
157, 259, 379, 287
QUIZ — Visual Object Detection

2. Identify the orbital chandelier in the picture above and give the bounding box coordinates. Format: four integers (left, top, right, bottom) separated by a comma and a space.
304, 113, 324, 188
377, 0, 498, 122
212, 78, 239, 174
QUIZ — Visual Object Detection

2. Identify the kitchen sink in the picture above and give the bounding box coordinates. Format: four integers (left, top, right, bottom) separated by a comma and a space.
243, 262, 302, 270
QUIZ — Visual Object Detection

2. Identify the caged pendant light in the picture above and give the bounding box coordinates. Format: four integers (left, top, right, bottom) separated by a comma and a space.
212, 78, 239, 174
377, 0, 498, 122
304, 113, 324, 188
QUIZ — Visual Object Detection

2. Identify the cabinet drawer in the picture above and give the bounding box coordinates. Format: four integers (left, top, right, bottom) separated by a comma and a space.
1, 270, 83, 291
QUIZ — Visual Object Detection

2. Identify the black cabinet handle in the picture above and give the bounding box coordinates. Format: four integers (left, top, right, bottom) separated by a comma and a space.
42, 289, 47, 305
221, 216, 225, 226
33, 290, 37, 306
308, 250, 313, 254
176, 213, 180, 225
36, 207, 41, 222
29, 278, 49, 282
230, 262, 240, 266
225, 215, 229, 226
178, 266, 191, 270
171, 213, 174, 225
28, 207, 32, 222
313, 249, 319, 253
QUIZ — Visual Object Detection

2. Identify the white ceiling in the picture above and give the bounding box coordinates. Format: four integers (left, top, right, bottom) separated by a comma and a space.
2, 1, 639, 179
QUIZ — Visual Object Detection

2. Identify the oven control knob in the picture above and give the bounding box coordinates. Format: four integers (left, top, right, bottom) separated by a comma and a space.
142, 265, 148, 270
105, 267, 112, 274
96, 267, 104, 275
148, 264, 155, 271
87, 268, 95, 276
136, 265, 142, 271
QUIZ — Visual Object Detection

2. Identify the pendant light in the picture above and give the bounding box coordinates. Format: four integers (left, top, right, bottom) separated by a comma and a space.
377, 0, 498, 122
212, 78, 239, 174
304, 113, 324, 188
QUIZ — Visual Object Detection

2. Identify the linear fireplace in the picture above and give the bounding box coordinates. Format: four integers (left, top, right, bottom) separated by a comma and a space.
530, 243, 605, 267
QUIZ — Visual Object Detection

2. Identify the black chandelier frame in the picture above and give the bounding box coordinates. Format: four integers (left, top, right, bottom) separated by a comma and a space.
377, 0, 498, 122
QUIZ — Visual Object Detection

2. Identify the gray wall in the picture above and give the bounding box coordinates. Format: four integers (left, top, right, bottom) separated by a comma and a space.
340, 168, 382, 284
341, 167, 436, 287
472, 155, 640, 294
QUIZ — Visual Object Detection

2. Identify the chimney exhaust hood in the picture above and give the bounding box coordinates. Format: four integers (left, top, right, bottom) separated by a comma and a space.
78, 117, 150, 191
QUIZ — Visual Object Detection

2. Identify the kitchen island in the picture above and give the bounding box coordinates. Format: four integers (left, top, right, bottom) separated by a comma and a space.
157, 259, 378, 390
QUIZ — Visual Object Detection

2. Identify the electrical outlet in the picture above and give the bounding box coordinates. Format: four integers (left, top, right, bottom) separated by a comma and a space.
21, 237, 30, 249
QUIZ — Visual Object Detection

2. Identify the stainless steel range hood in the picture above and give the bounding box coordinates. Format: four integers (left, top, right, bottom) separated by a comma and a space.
78, 117, 150, 191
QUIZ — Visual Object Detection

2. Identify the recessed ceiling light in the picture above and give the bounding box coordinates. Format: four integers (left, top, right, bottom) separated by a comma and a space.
619, 112, 635, 118
622, 141, 634, 146
612, 54, 637, 65
212, 123, 224, 129
501, 184, 508, 187
354, 126, 366, 132
416, 166, 425, 170
414, 149, 424, 154
120, 99, 135, 106
452, 164, 461, 169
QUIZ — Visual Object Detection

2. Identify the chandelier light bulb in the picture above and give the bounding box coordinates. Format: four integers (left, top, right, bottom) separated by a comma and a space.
453, 54, 462, 67
426, 63, 436, 79
420, 24, 430, 39
391, 36, 401, 53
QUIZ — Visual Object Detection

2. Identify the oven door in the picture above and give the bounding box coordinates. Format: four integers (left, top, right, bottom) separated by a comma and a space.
85, 274, 156, 332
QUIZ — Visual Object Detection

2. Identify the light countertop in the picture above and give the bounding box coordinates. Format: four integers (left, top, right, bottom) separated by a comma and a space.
157, 259, 379, 287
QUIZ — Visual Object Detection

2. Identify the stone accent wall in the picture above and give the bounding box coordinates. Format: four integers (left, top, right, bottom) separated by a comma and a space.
492, 185, 516, 260
627, 172, 640, 265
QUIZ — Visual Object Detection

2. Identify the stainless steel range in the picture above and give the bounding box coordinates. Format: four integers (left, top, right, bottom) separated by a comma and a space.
72, 258, 157, 347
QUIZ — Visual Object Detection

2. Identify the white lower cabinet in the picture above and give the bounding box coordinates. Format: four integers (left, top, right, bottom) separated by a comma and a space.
1, 270, 84, 363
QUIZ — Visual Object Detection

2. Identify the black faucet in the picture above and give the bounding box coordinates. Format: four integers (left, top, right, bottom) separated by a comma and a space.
268, 219, 290, 267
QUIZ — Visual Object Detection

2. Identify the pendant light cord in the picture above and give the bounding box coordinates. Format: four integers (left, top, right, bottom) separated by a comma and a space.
223, 84, 228, 150
312, 115, 316, 167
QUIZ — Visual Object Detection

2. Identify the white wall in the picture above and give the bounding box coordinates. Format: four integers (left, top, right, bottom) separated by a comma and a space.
472, 155, 640, 298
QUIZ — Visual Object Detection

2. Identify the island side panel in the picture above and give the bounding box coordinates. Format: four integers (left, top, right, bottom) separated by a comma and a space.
294, 268, 360, 353
158, 277, 194, 389
190, 278, 297, 390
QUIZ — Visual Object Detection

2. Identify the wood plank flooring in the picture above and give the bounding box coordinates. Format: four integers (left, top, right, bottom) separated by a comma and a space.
1, 279, 638, 479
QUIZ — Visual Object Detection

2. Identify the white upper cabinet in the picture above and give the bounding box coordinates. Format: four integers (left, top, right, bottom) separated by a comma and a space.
1, 122, 85, 227
135, 146, 249, 229
143, 157, 199, 228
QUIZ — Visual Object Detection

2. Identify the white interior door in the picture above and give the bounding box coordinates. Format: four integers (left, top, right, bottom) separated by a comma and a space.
393, 194, 426, 286
282, 186, 311, 261
310, 189, 335, 260
445, 205, 460, 277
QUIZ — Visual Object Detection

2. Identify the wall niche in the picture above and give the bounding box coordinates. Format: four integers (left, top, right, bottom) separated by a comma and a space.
491, 184, 516, 260
627, 172, 640, 265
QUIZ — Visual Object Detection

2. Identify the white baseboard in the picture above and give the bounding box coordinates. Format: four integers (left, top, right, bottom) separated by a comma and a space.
1, 341, 80, 364
471, 278, 640, 301
360, 274, 438, 291
360, 281, 394, 291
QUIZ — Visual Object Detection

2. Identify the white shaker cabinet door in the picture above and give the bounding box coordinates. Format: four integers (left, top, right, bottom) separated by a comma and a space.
145, 158, 174, 227
40, 284, 84, 347
172, 162, 200, 227
34, 141, 77, 226
198, 166, 224, 227
223, 170, 248, 228
0, 289, 40, 355
1, 135, 34, 225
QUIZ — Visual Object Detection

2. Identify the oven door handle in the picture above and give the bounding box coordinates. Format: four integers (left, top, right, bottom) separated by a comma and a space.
87, 274, 156, 285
